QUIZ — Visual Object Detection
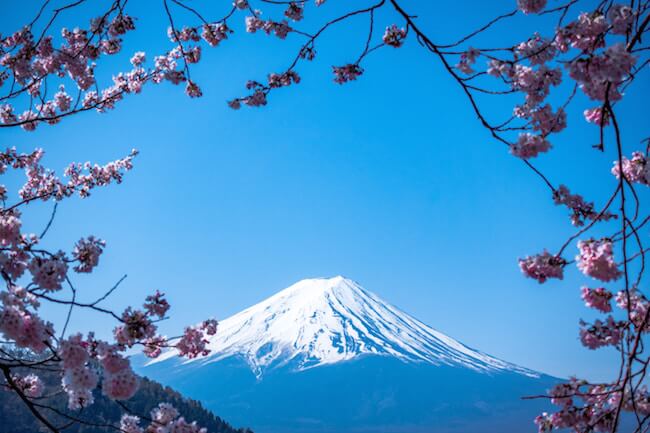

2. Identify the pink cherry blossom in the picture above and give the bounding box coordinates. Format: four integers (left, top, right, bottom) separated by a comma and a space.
608, 4, 635, 35
234, 0, 249, 10
612, 152, 650, 185
529, 104, 566, 136
201, 23, 230, 47
268, 71, 300, 88
516, 33, 556, 65
568, 43, 636, 102
66, 389, 94, 410
576, 238, 621, 282
143, 335, 168, 358
0, 211, 21, 246
534, 412, 554, 432
510, 133, 551, 159
455, 48, 479, 74
53, 86, 73, 112
185, 81, 203, 98
121, 415, 144, 433
99, 39, 122, 55
201, 318, 218, 336
0, 104, 17, 123
12, 373, 44, 398
511, 64, 562, 106
151, 402, 180, 425
176, 325, 211, 358
332, 64, 363, 84
383, 25, 407, 48
101, 351, 131, 374
616, 290, 650, 331
102, 366, 139, 400
130, 51, 146, 66
108, 14, 136, 37
560, 12, 608, 52
169, 417, 208, 433
552, 185, 616, 227
581, 287, 613, 313
517, 0, 547, 14
518, 251, 565, 283
0, 249, 29, 280
144, 290, 170, 318
18, 111, 37, 131
242, 89, 267, 107
168, 26, 200, 43
246, 16, 292, 39
28, 253, 68, 291
284, 3, 304, 22
583, 107, 609, 126
62, 366, 99, 392
60, 334, 90, 369
72, 236, 105, 273
579, 316, 624, 350
113, 307, 156, 347
184, 46, 201, 64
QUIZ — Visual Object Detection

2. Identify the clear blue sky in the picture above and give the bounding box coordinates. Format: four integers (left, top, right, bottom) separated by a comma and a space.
2, 0, 648, 382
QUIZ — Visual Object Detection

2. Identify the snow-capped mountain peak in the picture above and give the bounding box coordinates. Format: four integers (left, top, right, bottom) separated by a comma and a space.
151, 276, 537, 377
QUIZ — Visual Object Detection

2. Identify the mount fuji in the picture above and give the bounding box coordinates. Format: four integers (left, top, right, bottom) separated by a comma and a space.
134, 276, 557, 433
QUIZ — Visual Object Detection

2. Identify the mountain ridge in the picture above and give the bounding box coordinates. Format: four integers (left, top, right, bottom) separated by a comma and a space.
150, 276, 539, 378
136, 276, 556, 433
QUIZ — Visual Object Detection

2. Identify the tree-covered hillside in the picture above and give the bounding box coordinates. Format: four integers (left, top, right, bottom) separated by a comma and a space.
0, 372, 252, 433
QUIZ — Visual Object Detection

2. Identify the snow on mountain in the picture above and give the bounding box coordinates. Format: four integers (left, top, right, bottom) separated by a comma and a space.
150, 276, 537, 378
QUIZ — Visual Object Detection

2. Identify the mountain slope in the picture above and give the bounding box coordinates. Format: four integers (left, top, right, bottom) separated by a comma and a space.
0, 373, 252, 433
137, 276, 556, 433
151, 276, 535, 377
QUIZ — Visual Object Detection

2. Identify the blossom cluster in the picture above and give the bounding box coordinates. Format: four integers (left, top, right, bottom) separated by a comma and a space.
455, 48, 479, 75
576, 238, 621, 282
535, 379, 627, 432
0, 4, 241, 130
230, 8, 408, 108
518, 251, 565, 283
612, 152, 650, 186
383, 25, 407, 48
332, 64, 364, 84
579, 316, 624, 350
536, 367, 650, 431
568, 43, 636, 102
202, 23, 232, 47
552, 185, 616, 227
616, 290, 650, 331
484, 3, 640, 165
11, 373, 44, 398
517, 0, 547, 14
227, 70, 301, 109
285, 3, 304, 22
0, 148, 219, 413
120, 403, 207, 433
581, 287, 613, 313
72, 236, 106, 273
18, 147, 139, 200
0, 149, 139, 353
510, 133, 551, 159
246, 14, 292, 39
0, 12, 137, 130
176, 319, 218, 359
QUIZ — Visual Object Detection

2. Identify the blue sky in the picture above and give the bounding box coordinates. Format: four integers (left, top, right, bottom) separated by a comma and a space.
2, 0, 648, 382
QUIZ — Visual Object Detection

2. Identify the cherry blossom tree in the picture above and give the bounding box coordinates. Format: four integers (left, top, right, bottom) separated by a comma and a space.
0, 0, 649, 432
0, 146, 219, 432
